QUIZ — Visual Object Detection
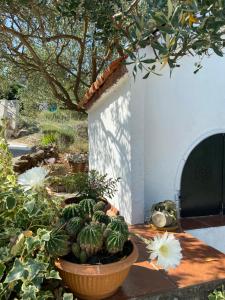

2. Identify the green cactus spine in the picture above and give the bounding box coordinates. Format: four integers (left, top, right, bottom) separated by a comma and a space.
72, 242, 81, 258
78, 223, 103, 256
106, 230, 126, 254
93, 201, 106, 212
79, 198, 96, 217
66, 217, 84, 236
92, 210, 109, 224
62, 204, 82, 221
46, 229, 70, 257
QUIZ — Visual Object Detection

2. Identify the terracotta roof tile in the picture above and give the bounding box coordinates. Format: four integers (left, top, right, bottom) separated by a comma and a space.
79, 56, 128, 110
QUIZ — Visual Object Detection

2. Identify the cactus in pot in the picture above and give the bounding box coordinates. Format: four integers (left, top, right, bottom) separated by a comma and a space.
45, 197, 131, 264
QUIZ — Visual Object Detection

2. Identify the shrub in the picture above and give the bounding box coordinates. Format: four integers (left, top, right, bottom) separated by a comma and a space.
0, 139, 73, 299
208, 286, 225, 300
40, 123, 75, 149
49, 170, 120, 198
41, 133, 57, 146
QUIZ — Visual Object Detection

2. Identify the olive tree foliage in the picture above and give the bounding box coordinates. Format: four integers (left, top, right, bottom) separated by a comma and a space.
0, 0, 225, 110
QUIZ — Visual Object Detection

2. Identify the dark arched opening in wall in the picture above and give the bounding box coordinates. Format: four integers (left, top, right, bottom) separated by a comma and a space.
180, 134, 225, 217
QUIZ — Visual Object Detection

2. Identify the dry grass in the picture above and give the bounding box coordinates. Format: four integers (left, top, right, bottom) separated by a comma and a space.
9, 132, 42, 147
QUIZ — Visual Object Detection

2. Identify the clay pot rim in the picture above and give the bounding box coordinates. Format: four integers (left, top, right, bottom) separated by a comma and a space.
55, 239, 138, 276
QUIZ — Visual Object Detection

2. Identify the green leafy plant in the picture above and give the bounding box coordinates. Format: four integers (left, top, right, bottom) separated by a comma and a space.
49, 170, 120, 199
0, 137, 128, 298
0, 138, 74, 299
209, 286, 225, 300
41, 133, 57, 146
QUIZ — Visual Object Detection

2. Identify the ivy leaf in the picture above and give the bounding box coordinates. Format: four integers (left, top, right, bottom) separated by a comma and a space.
21, 283, 38, 300
45, 269, 61, 280
63, 293, 74, 300
26, 259, 48, 281
6, 196, 16, 210
4, 258, 26, 283
24, 199, 36, 215
0, 262, 6, 280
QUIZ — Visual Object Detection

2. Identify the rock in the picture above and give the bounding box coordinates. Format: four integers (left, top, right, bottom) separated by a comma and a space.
13, 159, 32, 173
16, 129, 30, 138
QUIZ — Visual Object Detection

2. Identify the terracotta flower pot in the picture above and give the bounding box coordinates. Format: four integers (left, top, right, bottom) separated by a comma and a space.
55, 240, 138, 300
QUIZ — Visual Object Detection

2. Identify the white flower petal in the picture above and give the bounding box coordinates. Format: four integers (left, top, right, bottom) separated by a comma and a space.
18, 167, 48, 191
147, 233, 182, 270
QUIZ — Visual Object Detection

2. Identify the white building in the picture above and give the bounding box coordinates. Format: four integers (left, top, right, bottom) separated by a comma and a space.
80, 49, 225, 224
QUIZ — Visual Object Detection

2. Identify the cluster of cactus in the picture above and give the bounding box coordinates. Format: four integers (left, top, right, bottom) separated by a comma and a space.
45, 198, 130, 264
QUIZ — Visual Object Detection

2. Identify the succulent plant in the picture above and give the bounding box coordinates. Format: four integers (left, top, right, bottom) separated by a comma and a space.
78, 223, 103, 256
46, 229, 70, 257
92, 210, 110, 224
79, 198, 96, 217
72, 242, 81, 258
62, 203, 82, 221
66, 217, 84, 236
93, 201, 106, 212
79, 250, 88, 264
108, 217, 129, 239
106, 230, 126, 254
47, 174, 130, 263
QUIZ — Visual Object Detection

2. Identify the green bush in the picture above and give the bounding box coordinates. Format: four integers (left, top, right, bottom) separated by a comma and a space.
40, 123, 75, 149
209, 286, 225, 299
41, 133, 57, 146
49, 170, 120, 198
0, 139, 73, 299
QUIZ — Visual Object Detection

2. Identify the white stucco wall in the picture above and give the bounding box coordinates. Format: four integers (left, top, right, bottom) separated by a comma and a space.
88, 48, 225, 224
144, 53, 225, 218
88, 72, 145, 224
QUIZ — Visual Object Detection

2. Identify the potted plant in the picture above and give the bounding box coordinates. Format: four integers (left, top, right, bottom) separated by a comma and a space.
1, 139, 182, 300
45, 198, 138, 300
66, 153, 88, 173
150, 200, 178, 229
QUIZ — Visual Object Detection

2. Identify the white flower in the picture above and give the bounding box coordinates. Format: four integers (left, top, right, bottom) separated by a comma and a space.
18, 167, 49, 191
147, 232, 182, 270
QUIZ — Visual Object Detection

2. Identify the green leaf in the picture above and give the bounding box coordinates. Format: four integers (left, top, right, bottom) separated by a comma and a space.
6, 196, 16, 210
141, 59, 156, 64
63, 293, 74, 300
21, 283, 38, 300
24, 199, 36, 215
0, 262, 6, 280
45, 269, 61, 280
167, 0, 173, 18
26, 259, 48, 281
4, 258, 26, 283
143, 72, 150, 79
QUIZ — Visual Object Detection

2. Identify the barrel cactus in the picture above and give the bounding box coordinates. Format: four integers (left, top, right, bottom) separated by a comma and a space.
77, 223, 103, 256
66, 217, 84, 236
108, 217, 129, 239
93, 201, 106, 212
46, 229, 70, 257
106, 230, 126, 254
80, 250, 88, 264
72, 242, 81, 258
92, 210, 110, 224
62, 204, 82, 221
79, 198, 96, 217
